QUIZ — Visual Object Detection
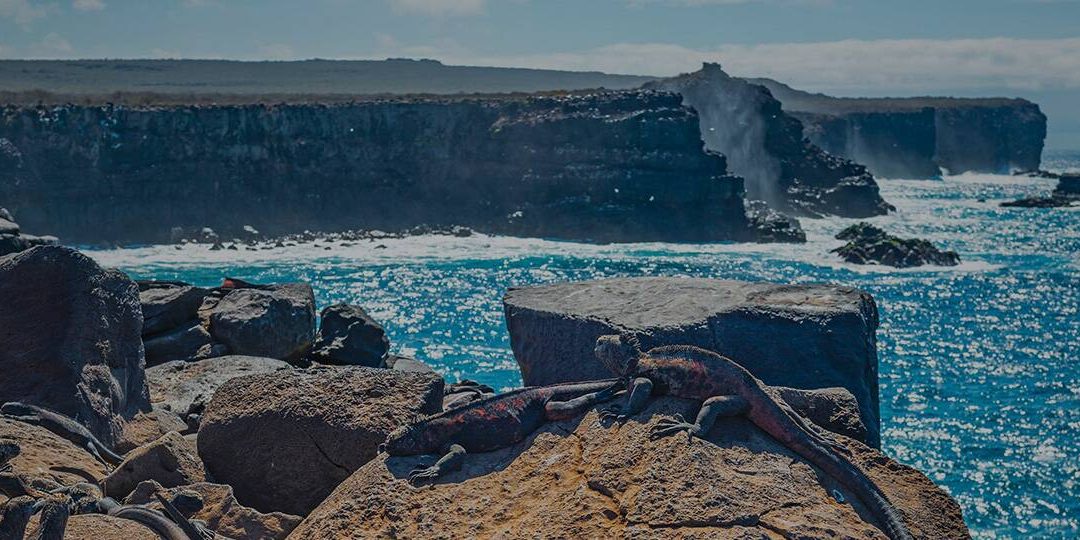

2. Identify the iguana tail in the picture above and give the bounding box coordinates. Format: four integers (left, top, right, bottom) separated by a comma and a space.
109, 505, 192, 540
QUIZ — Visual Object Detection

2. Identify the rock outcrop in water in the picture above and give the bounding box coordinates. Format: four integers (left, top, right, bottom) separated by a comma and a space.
832, 223, 961, 268
1001, 174, 1080, 208
646, 64, 893, 218
753, 78, 1048, 178
0, 92, 794, 244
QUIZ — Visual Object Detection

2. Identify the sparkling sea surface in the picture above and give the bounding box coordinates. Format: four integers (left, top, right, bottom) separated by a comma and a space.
89, 154, 1080, 538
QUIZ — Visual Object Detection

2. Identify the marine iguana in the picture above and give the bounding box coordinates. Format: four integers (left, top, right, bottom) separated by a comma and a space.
0, 402, 125, 467
0, 496, 36, 540
382, 379, 623, 484
0, 438, 19, 473
30, 496, 70, 540
594, 334, 913, 540
108, 503, 197, 540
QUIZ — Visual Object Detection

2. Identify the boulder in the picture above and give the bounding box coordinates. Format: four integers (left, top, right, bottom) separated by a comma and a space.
144, 320, 215, 366
103, 431, 207, 499
197, 366, 444, 515
0, 208, 58, 256
0, 217, 18, 235
0, 246, 150, 446
209, 283, 316, 363
310, 304, 390, 367
138, 281, 210, 336
503, 277, 883, 446
832, 222, 960, 268
0, 418, 108, 489
116, 407, 189, 453
385, 355, 435, 374
126, 480, 302, 540
146, 356, 293, 422
289, 397, 967, 539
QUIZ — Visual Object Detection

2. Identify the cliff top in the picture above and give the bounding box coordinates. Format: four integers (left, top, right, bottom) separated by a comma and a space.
0, 58, 651, 103
748, 76, 1036, 115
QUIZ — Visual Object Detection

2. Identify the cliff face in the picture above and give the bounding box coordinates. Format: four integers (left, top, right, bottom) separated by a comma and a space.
753, 78, 1048, 177
646, 64, 892, 218
0, 92, 773, 244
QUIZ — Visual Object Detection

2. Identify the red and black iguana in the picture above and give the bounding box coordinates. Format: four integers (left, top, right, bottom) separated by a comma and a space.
594, 333, 913, 540
381, 379, 623, 484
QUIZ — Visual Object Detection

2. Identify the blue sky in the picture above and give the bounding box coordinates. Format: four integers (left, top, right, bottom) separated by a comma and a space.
2, 0, 1079, 148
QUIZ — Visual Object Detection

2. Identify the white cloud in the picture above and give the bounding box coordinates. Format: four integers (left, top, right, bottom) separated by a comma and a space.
0, 0, 47, 24
258, 43, 296, 60
389, 0, 486, 16
72, 0, 105, 11
410, 37, 1080, 93
24, 33, 75, 57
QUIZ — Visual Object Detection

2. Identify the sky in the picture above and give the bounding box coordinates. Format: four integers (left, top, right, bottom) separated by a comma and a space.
2, 0, 1079, 149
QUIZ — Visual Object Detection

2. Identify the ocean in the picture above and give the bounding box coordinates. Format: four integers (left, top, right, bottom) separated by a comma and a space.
89, 153, 1080, 538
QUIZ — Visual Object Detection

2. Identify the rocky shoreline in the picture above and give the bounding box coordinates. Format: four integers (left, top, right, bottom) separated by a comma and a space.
0, 245, 969, 538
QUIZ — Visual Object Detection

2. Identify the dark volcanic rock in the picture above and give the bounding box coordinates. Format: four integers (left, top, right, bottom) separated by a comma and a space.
291, 397, 967, 539
310, 304, 390, 367
1002, 174, 1080, 207
145, 355, 293, 421
209, 283, 316, 364
126, 480, 302, 540
0, 208, 57, 257
0, 246, 150, 446
646, 63, 893, 219
144, 320, 215, 366
1056, 174, 1080, 197
0, 92, 771, 244
754, 77, 1048, 178
832, 222, 961, 268
138, 281, 210, 336
503, 277, 883, 447
103, 431, 207, 499
197, 366, 444, 515
116, 407, 189, 453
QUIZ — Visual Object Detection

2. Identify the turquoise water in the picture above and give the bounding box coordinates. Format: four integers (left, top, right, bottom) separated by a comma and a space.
90, 161, 1079, 538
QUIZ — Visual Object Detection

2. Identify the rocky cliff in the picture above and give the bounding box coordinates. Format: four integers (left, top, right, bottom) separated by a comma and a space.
0, 92, 789, 244
753, 78, 1047, 178
646, 64, 892, 218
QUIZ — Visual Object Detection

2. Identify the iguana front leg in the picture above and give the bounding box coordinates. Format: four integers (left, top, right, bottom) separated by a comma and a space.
650, 395, 749, 442
408, 444, 467, 485
599, 377, 653, 423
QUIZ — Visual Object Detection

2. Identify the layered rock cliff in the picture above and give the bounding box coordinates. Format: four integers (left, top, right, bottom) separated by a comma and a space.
646, 64, 893, 218
0, 92, 789, 244
753, 78, 1048, 178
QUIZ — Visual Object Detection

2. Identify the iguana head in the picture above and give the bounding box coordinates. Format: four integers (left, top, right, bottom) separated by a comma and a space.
595, 333, 641, 377
0, 438, 20, 465
0, 496, 36, 532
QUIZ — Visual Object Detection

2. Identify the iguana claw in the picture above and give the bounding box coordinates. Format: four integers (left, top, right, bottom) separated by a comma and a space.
649, 418, 700, 441
598, 405, 629, 423
408, 465, 442, 485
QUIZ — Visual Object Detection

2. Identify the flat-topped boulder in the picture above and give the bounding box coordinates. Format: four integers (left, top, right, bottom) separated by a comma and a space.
146, 355, 293, 423
504, 277, 882, 446
290, 397, 967, 539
